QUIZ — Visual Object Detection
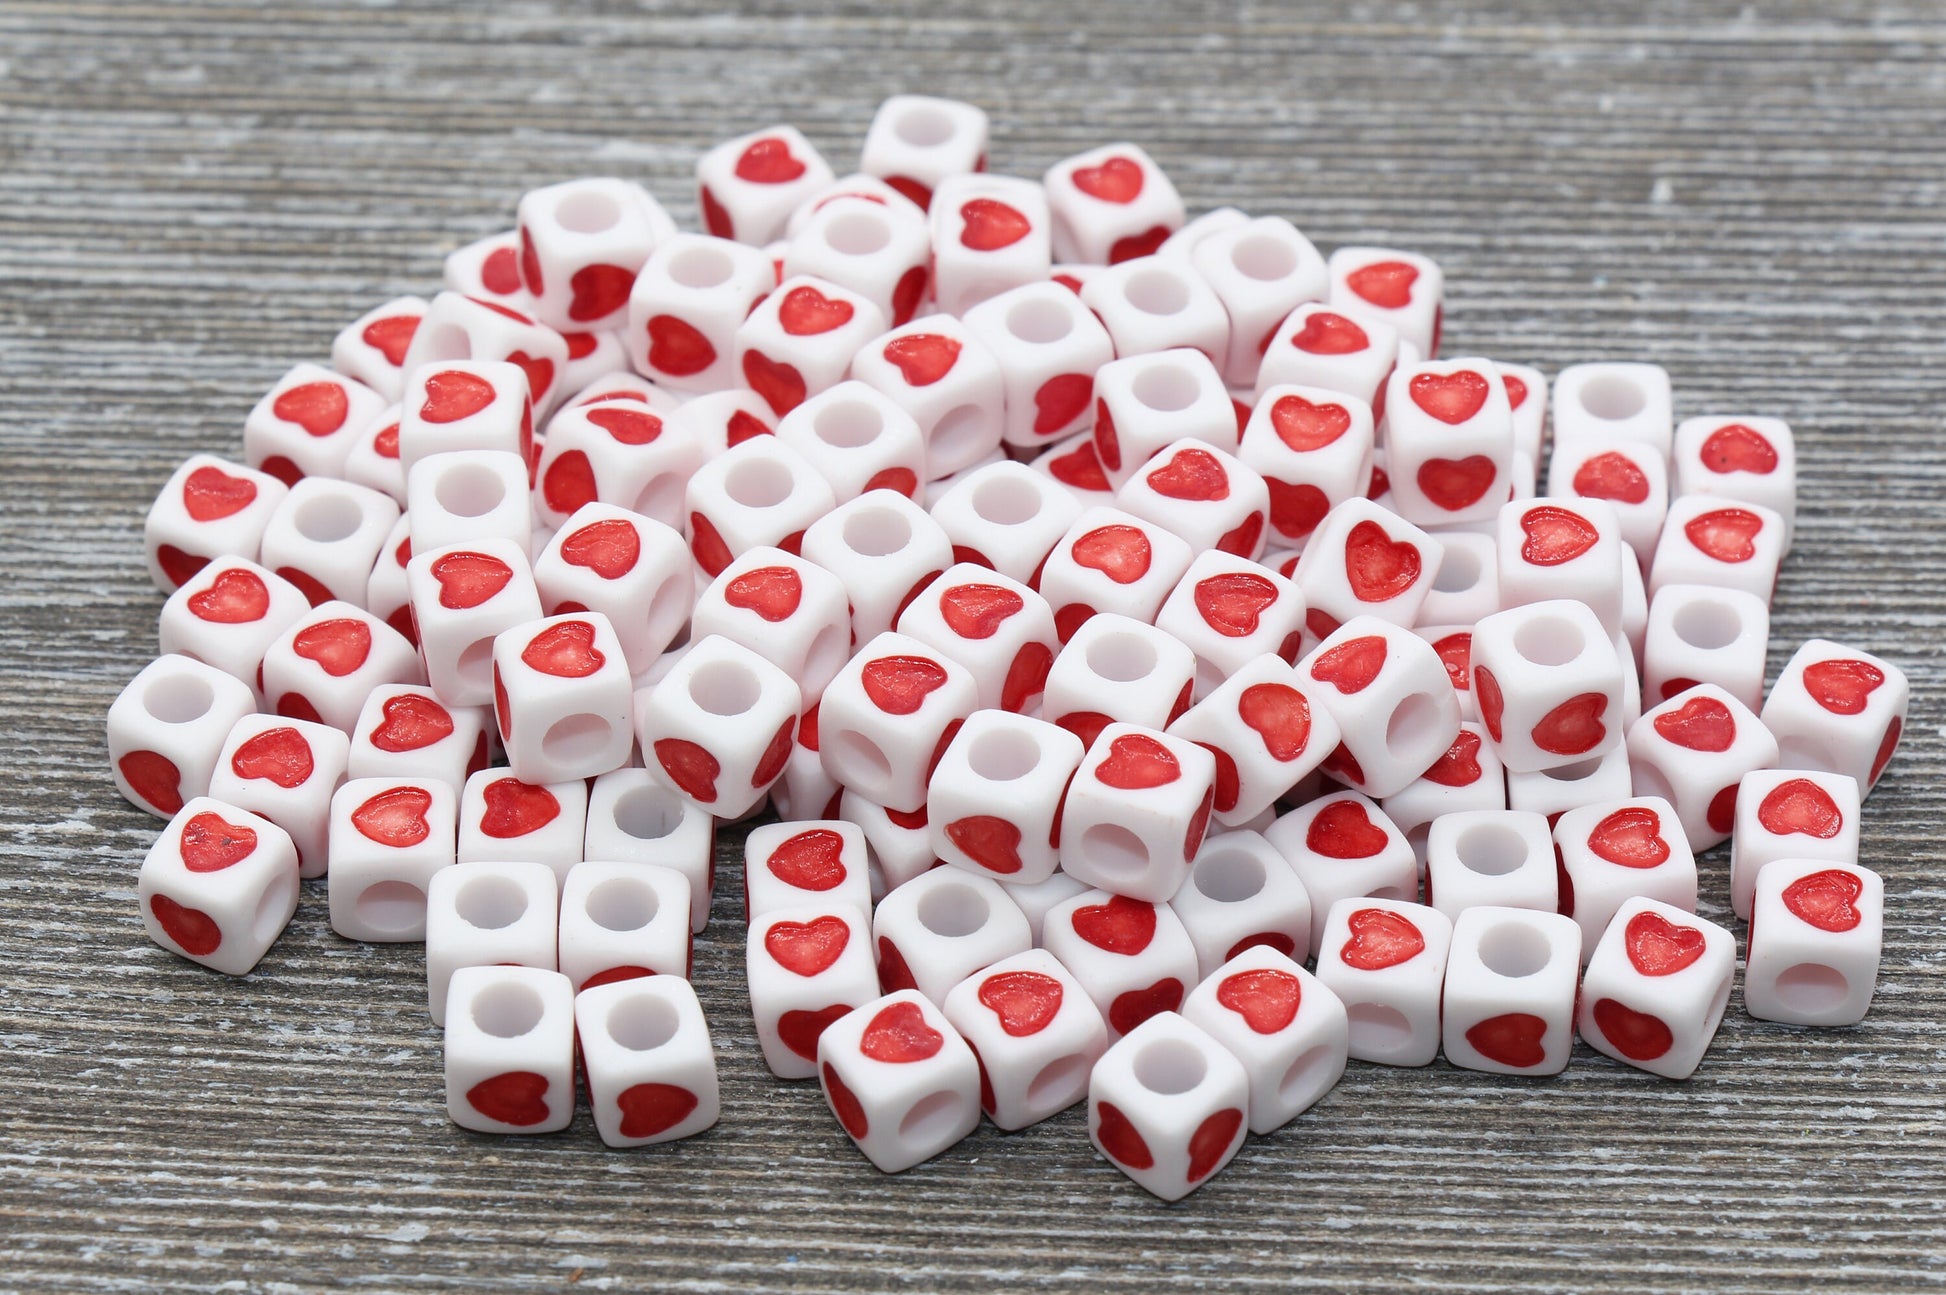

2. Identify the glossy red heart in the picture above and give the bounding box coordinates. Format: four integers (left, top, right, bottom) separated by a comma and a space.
1069, 524, 1152, 585
1231, 683, 1308, 762
1046, 438, 1109, 491
1269, 394, 1352, 452
1586, 805, 1671, 868
1031, 373, 1092, 435
766, 828, 849, 891
1424, 729, 1484, 787
1216, 967, 1301, 1034
1873, 717, 1902, 785
351, 785, 432, 847
1319, 741, 1365, 786
1590, 998, 1672, 1061
568, 263, 634, 322
540, 450, 598, 518
505, 349, 554, 406
859, 1000, 944, 1063
558, 518, 640, 580
1684, 507, 1763, 563
764, 914, 851, 977
1001, 641, 1054, 712
1145, 447, 1230, 501
1801, 658, 1884, 715
646, 313, 716, 376
698, 184, 733, 238
1310, 634, 1387, 694
977, 969, 1064, 1037
518, 226, 544, 293
862, 466, 919, 499
1782, 868, 1864, 932
187, 566, 269, 623
1431, 632, 1471, 693
119, 750, 184, 814
479, 777, 560, 838
1474, 664, 1505, 741
479, 245, 521, 295
1215, 510, 1265, 558
419, 369, 496, 424
1093, 733, 1180, 790
958, 198, 1031, 250
1193, 572, 1277, 637
149, 894, 222, 956
1094, 1100, 1154, 1169
585, 406, 662, 446
1071, 894, 1157, 954
292, 618, 371, 677
181, 465, 259, 521
725, 410, 772, 446
1306, 799, 1388, 858
1345, 259, 1418, 308
655, 738, 721, 802
357, 314, 419, 367
467, 1071, 551, 1126
371, 422, 400, 458
615, 1082, 697, 1139
1408, 370, 1489, 426
1343, 520, 1422, 603
1758, 778, 1843, 837
274, 564, 333, 608
1289, 311, 1369, 355
1700, 423, 1778, 474
1340, 907, 1424, 970
1503, 374, 1528, 409
429, 550, 513, 610
937, 583, 1022, 640
735, 136, 805, 183
859, 655, 949, 715
742, 348, 807, 415
945, 815, 1023, 875
1108, 978, 1184, 1036
1267, 479, 1331, 540
1186, 1107, 1244, 1184
274, 381, 349, 436
1571, 450, 1651, 504
779, 1005, 852, 1060
1416, 455, 1498, 511
1520, 505, 1600, 565
881, 333, 960, 387
777, 285, 854, 336
365, 694, 452, 754
522, 619, 604, 678
1653, 695, 1737, 752
1464, 1012, 1548, 1068
722, 565, 803, 622
229, 726, 313, 788
1071, 155, 1144, 203
1625, 910, 1707, 976
1532, 692, 1608, 756
178, 809, 258, 872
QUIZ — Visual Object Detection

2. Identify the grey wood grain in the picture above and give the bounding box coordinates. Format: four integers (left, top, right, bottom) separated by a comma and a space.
3, 1, 1944, 1290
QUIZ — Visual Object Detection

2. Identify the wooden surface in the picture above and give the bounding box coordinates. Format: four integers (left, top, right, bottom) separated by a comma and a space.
3, 2, 1942, 1290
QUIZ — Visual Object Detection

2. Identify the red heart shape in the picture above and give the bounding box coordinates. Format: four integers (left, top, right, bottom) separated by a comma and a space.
859, 655, 949, 715
1145, 447, 1230, 501
1408, 370, 1489, 427
615, 1082, 698, 1139
274, 381, 350, 436
522, 619, 604, 678
764, 914, 851, 977
1802, 658, 1884, 715
974, 969, 1064, 1038
822, 1062, 872, 1138
181, 465, 259, 522
1267, 479, 1331, 541
1625, 910, 1707, 976
1094, 1100, 1154, 1169
779, 1005, 852, 1060
430, 550, 513, 610
890, 264, 927, 327
1340, 907, 1424, 970
542, 450, 598, 518
1306, 799, 1388, 859
467, 1071, 551, 1126
945, 815, 1024, 875
1464, 1012, 1548, 1068
292, 618, 371, 677
229, 726, 314, 789
480, 245, 522, 294
777, 285, 854, 337
735, 136, 805, 184
655, 738, 721, 802
361, 314, 419, 366
1289, 311, 1369, 355
419, 369, 496, 424
1423, 729, 1483, 787
178, 809, 259, 872
505, 350, 554, 406
723, 565, 803, 622
646, 313, 717, 376
586, 407, 662, 445
519, 226, 545, 294
1270, 394, 1352, 452
1474, 665, 1506, 741
1184, 785, 1215, 862
1069, 525, 1152, 585
119, 750, 184, 814
1700, 423, 1778, 474
1873, 716, 1902, 785
560, 518, 640, 580
699, 185, 733, 238
1782, 868, 1863, 932
882, 333, 961, 387
1237, 683, 1312, 761
1215, 510, 1264, 558
149, 893, 222, 956
1217, 967, 1302, 1034
1031, 373, 1092, 435
1071, 155, 1144, 203
1186, 1108, 1244, 1184
369, 693, 454, 753
1590, 998, 1673, 1061
1653, 695, 1737, 752
187, 566, 269, 623
1683, 507, 1763, 563
352, 785, 433, 847
1504, 374, 1529, 409
859, 1000, 944, 1063
1758, 778, 1843, 838
1346, 260, 1418, 309
1094, 733, 1180, 790
863, 466, 919, 499
1520, 505, 1600, 565
1431, 632, 1471, 693
1571, 450, 1651, 505
1071, 894, 1157, 954
274, 564, 333, 609
1046, 439, 1110, 492
568, 263, 634, 323
1416, 455, 1498, 511
765, 828, 849, 891
726, 410, 772, 446
372, 423, 400, 458
480, 777, 561, 838
1193, 572, 1277, 637
742, 349, 808, 416
1000, 641, 1054, 712
1532, 692, 1608, 756
1108, 978, 1184, 1036
1586, 806, 1671, 869
937, 583, 1022, 640
876, 934, 919, 993
1092, 401, 1123, 472
1310, 634, 1387, 694
1343, 520, 1422, 603
958, 198, 1031, 251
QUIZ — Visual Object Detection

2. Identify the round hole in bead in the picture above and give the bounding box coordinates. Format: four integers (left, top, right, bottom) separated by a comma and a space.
470, 978, 545, 1038
1513, 615, 1586, 667
916, 881, 991, 938
1027, 1052, 1090, 1108
823, 209, 892, 257
1673, 598, 1744, 650
967, 726, 1042, 782
1130, 361, 1200, 412
633, 471, 686, 525
1476, 919, 1554, 978
587, 876, 659, 932
899, 1088, 967, 1143
253, 872, 297, 945
1773, 962, 1850, 1014
1005, 296, 1073, 345
668, 244, 736, 289
606, 990, 680, 1051
1454, 822, 1532, 878
455, 636, 495, 696
1371, 882, 1414, 904
1576, 372, 1647, 421
723, 456, 794, 509
894, 104, 956, 147
1279, 1043, 1334, 1106
1191, 843, 1267, 903
1077, 823, 1149, 886
841, 505, 911, 558
828, 730, 891, 788
1230, 233, 1297, 282
1633, 761, 1678, 807
433, 462, 508, 519
418, 324, 472, 363
645, 572, 693, 643
1121, 269, 1189, 317
553, 189, 622, 234
1084, 630, 1158, 683
1385, 692, 1443, 757
970, 474, 1040, 525
1345, 1001, 1412, 1052
1539, 756, 1603, 784
543, 713, 616, 768
294, 491, 365, 544
612, 785, 680, 840
1132, 1037, 1207, 1095
145, 672, 213, 724
355, 880, 427, 935
1432, 545, 1481, 593
456, 873, 530, 930
929, 406, 987, 468
688, 659, 759, 716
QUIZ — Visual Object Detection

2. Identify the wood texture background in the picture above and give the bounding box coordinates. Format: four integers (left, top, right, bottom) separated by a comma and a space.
2, 2, 1942, 1290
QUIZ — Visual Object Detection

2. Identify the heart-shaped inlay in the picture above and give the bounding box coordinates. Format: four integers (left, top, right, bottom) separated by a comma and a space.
735, 136, 805, 184
1093, 733, 1180, 790
742, 349, 807, 416
419, 369, 496, 424
1520, 505, 1600, 565
1758, 778, 1844, 838
1625, 910, 1707, 977
764, 914, 851, 977
1269, 394, 1353, 452
586, 406, 662, 445
1069, 524, 1152, 585
1416, 455, 1498, 511
1186, 1107, 1244, 1184
229, 726, 313, 788
181, 465, 259, 521
1431, 632, 1471, 692
945, 815, 1024, 874
1532, 692, 1608, 756
274, 381, 350, 436
292, 618, 372, 677
467, 1071, 551, 1127
522, 619, 604, 678
722, 564, 804, 623
351, 785, 433, 847
958, 198, 1032, 251
777, 285, 854, 336
430, 550, 513, 610
1801, 658, 1884, 716
1571, 450, 1651, 505
360, 315, 419, 366
1238, 683, 1311, 761
1046, 439, 1110, 492
766, 828, 849, 891
646, 314, 716, 376
1001, 641, 1054, 713
567, 263, 634, 323
369, 693, 453, 753
541, 450, 598, 518
1590, 998, 1672, 1061
1070, 894, 1157, 954
1216, 967, 1302, 1034
188, 566, 270, 623
1408, 370, 1489, 426
1700, 423, 1778, 474
1267, 479, 1331, 540
615, 1082, 698, 1139
1145, 447, 1230, 501
1108, 978, 1184, 1036
1094, 1100, 1154, 1169
1423, 729, 1484, 787
1031, 373, 1091, 435
479, 777, 560, 837
1345, 260, 1418, 308
655, 738, 720, 802
1684, 507, 1763, 563
1310, 634, 1387, 694
1343, 520, 1421, 602
1072, 155, 1144, 203
1193, 572, 1277, 637
149, 894, 222, 956
178, 809, 258, 873
977, 969, 1064, 1036
559, 518, 640, 580
119, 750, 184, 814
1473, 664, 1505, 741
1464, 1012, 1548, 1068
881, 333, 960, 387
1586, 805, 1671, 869
1781, 868, 1864, 932
1305, 798, 1388, 859
859, 1000, 944, 1063
859, 655, 949, 715
1289, 311, 1369, 355
937, 582, 1022, 640
779, 1005, 852, 1060
1652, 695, 1736, 752
1340, 907, 1424, 970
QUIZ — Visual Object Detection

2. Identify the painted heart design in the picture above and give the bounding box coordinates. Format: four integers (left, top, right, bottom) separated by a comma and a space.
862, 466, 919, 499
1801, 658, 1884, 715
369, 693, 453, 752
1071, 894, 1157, 954
722, 564, 803, 623
563, 331, 599, 360
1503, 374, 1528, 409
1758, 778, 1844, 838
1186, 1107, 1244, 1184
1464, 1012, 1548, 1068
1217, 967, 1302, 1034
945, 815, 1024, 875
119, 750, 184, 814
1094, 1100, 1154, 1169
777, 285, 854, 336
372, 423, 400, 458
1193, 572, 1277, 637
1873, 716, 1902, 785
1000, 641, 1054, 712
1340, 907, 1424, 970
688, 511, 742, 581
1270, 394, 1352, 452
274, 565, 332, 608
1473, 664, 1505, 741
1092, 400, 1122, 472
292, 618, 372, 677
615, 1082, 697, 1139
1319, 741, 1364, 786
522, 620, 604, 678
1310, 634, 1387, 694
1532, 692, 1608, 756
936, 583, 1022, 640
430, 550, 513, 610
645, 313, 717, 376
419, 369, 496, 424
505, 349, 554, 405
859, 1000, 944, 1064
1424, 729, 1484, 787
742, 348, 808, 415
974, 970, 1064, 1038
1416, 455, 1498, 511
479, 245, 522, 295
1590, 998, 1672, 1061
150, 894, 222, 956
1108, 978, 1184, 1036
1031, 373, 1091, 435
1625, 910, 1707, 977
559, 518, 640, 580
1652, 695, 1736, 752
1145, 447, 1230, 501
276, 692, 322, 724
1408, 370, 1489, 426
1365, 464, 1390, 500
1234, 683, 1311, 763
698, 183, 734, 238
754, 715, 796, 790
881, 333, 960, 387
1781, 868, 1864, 932
779, 1005, 852, 1060
255, 456, 302, 488
819, 1062, 871, 1140
1520, 505, 1600, 565
181, 465, 259, 521
1069, 524, 1152, 585
958, 198, 1031, 250
1305, 798, 1388, 858
1586, 805, 1671, 868
273, 381, 349, 436
351, 785, 432, 847
734, 136, 805, 183
1215, 510, 1265, 558
1046, 438, 1110, 492
479, 777, 561, 837
1343, 520, 1422, 602
586, 406, 662, 445
518, 226, 544, 293
766, 828, 849, 891
656, 738, 721, 802
859, 655, 949, 715
1267, 479, 1331, 540
1571, 450, 1651, 504
1183, 785, 1215, 862
187, 566, 269, 623
178, 809, 258, 872
873, 933, 922, 993
1289, 311, 1369, 355
1071, 155, 1144, 203
764, 914, 851, 977
359, 314, 419, 366
568, 263, 634, 323
1345, 259, 1418, 308
725, 410, 772, 446
1431, 632, 1471, 692
1700, 423, 1778, 474
888, 263, 928, 327
1093, 733, 1180, 791
229, 726, 313, 789
1684, 507, 1763, 563
467, 1071, 551, 1127
541, 450, 598, 517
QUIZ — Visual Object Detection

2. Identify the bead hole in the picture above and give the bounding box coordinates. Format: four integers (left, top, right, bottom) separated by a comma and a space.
1084, 631, 1158, 683
1121, 269, 1189, 317
823, 210, 892, 257
433, 462, 508, 519
543, 713, 616, 767
1577, 373, 1647, 421
669, 245, 735, 289
724, 458, 795, 509
967, 727, 1042, 782
1513, 616, 1585, 667
1455, 822, 1533, 878
1130, 362, 1200, 412
1192, 845, 1267, 903
1132, 1038, 1207, 1095
916, 883, 991, 938
294, 491, 365, 544
456, 874, 530, 930
553, 190, 622, 234
587, 876, 659, 932
841, 506, 911, 557
1673, 599, 1744, 650
1476, 920, 1554, 978
606, 991, 681, 1051
354, 881, 426, 935
1005, 298, 1073, 345
145, 673, 214, 724
970, 475, 1040, 525
894, 105, 956, 147
470, 979, 544, 1038
1230, 234, 1298, 282
688, 660, 759, 716
1773, 962, 1850, 1014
